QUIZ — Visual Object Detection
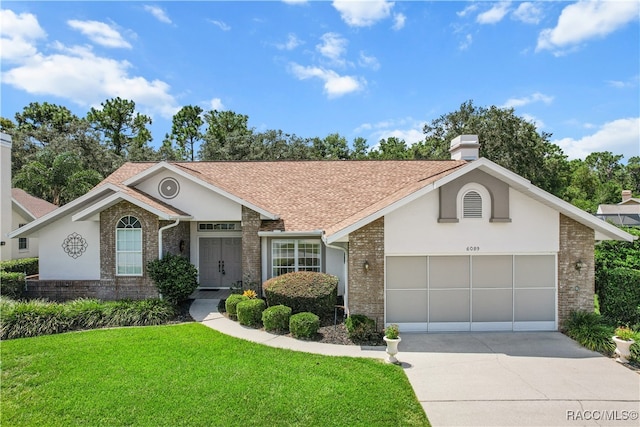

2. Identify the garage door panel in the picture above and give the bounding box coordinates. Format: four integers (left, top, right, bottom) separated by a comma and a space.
514, 289, 555, 321
386, 257, 427, 290
430, 256, 470, 289
386, 290, 427, 323
473, 256, 512, 288
515, 255, 555, 288
472, 289, 513, 322
430, 290, 470, 322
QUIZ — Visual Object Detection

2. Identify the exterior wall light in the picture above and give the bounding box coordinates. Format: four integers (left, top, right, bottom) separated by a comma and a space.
575, 260, 586, 271
363, 260, 370, 271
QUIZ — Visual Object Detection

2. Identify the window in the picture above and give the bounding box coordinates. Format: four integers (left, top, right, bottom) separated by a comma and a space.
463, 191, 483, 218
18, 224, 27, 250
271, 239, 321, 277
198, 222, 241, 232
116, 216, 142, 275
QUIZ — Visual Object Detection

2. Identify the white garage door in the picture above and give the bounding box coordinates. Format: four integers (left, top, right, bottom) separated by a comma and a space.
386, 255, 556, 332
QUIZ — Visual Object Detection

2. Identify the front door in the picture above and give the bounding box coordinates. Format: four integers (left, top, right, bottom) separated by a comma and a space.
199, 237, 242, 288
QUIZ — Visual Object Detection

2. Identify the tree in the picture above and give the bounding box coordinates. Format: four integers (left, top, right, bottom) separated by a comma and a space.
13, 150, 102, 205
368, 137, 410, 159
310, 133, 350, 159
87, 97, 153, 158
422, 100, 567, 195
169, 105, 203, 161
351, 137, 369, 160
199, 110, 254, 160
626, 157, 640, 195
14, 102, 77, 147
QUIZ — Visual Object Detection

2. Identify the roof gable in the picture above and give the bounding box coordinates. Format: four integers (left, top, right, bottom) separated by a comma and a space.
11, 188, 57, 220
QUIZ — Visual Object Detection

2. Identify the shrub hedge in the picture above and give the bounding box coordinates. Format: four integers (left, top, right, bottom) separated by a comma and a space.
147, 253, 199, 304
225, 294, 249, 319
0, 271, 25, 300
0, 257, 39, 275
598, 267, 640, 325
263, 272, 338, 319
289, 312, 319, 339
345, 314, 379, 344
0, 298, 176, 340
262, 305, 292, 333
237, 299, 266, 327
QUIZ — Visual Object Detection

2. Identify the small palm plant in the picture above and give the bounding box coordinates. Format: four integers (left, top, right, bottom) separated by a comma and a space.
243, 289, 258, 299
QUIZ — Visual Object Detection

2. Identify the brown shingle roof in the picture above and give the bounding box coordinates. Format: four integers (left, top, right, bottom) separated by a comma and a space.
11, 188, 58, 219
98, 160, 468, 235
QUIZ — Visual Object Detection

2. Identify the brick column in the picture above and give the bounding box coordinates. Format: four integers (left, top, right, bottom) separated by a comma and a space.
242, 206, 262, 292
558, 214, 595, 328
348, 217, 385, 330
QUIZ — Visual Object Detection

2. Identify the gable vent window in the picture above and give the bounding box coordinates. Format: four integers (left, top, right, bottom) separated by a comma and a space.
463, 191, 483, 218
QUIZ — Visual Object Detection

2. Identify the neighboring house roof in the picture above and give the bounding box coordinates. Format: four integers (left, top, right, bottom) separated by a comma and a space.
11, 188, 57, 221
10, 159, 636, 243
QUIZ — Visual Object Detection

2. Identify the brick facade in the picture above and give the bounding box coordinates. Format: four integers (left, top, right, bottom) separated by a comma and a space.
557, 214, 595, 327
348, 217, 385, 330
242, 206, 262, 292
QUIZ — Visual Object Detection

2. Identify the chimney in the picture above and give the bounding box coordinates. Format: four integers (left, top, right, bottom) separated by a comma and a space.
1, 132, 12, 261
449, 135, 480, 161
621, 190, 632, 202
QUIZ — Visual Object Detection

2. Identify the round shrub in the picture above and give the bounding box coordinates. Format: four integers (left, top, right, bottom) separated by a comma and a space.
147, 253, 199, 305
237, 298, 266, 327
345, 314, 379, 344
0, 272, 25, 300
263, 272, 338, 319
262, 305, 292, 333
289, 312, 319, 339
225, 294, 249, 319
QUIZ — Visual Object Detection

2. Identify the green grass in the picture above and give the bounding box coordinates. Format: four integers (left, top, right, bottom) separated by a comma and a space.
1, 323, 429, 427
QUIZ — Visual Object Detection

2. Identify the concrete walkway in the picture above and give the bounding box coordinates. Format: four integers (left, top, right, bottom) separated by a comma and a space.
191, 299, 640, 427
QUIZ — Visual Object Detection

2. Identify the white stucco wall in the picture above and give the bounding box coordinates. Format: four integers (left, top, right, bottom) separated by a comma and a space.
135, 172, 242, 220
38, 215, 100, 280
385, 188, 559, 255
11, 210, 39, 260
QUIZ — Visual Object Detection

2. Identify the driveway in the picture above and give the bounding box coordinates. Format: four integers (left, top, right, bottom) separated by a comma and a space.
397, 332, 640, 426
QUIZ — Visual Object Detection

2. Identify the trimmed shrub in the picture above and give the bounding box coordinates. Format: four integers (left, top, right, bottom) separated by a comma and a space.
0, 297, 175, 340
563, 311, 616, 354
263, 272, 338, 319
147, 253, 199, 305
237, 299, 266, 327
0, 271, 25, 299
0, 257, 39, 275
262, 305, 292, 333
345, 314, 379, 344
225, 294, 249, 319
289, 312, 319, 339
598, 267, 640, 325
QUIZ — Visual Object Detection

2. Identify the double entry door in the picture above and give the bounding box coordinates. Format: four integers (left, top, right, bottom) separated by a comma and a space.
199, 237, 242, 288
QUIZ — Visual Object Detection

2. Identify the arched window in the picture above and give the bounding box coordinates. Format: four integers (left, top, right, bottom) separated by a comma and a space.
463, 191, 483, 218
116, 216, 142, 275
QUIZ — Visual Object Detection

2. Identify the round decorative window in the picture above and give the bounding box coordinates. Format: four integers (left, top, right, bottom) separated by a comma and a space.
158, 177, 180, 199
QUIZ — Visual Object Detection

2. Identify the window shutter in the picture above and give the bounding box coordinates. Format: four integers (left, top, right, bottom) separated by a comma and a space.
463, 191, 483, 218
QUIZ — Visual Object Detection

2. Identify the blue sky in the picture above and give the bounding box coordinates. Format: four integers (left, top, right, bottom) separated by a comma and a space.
1, 1, 639, 161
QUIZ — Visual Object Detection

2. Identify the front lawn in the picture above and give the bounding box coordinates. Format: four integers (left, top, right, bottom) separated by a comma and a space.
1, 323, 429, 426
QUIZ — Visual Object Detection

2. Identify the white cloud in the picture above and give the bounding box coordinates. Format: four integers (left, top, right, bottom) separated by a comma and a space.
607, 75, 639, 89
208, 98, 225, 111
316, 33, 348, 63
0, 10, 47, 62
512, 2, 542, 25
209, 19, 231, 31
521, 113, 545, 130
537, 0, 640, 54
275, 33, 303, 51
554, 117, 640, 160
358, 51, 380, 70
289, 63, 364, 98
332, 0, 394, 27
143, 5, 172, 24
355, 117, 425, 146
476, 2, 511, 25
501, 92, 554, 108
2, 42, 177, 118
392, 13, 406, 30
67, 20, 132, 49
459, 34, 473, 51
457, 4, 478, 18
282, 0, 307, 4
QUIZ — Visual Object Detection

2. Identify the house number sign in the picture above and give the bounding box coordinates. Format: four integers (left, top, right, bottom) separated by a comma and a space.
466, 246, 480, 251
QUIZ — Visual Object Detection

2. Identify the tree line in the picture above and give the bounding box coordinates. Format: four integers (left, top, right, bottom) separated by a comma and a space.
1, 99, 638, 211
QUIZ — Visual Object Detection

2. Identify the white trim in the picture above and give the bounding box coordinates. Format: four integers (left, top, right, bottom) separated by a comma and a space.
470, 322, 513, 331
8, 184, 121, 238
11, 199, 37, 222
513, 321, 556, 331
428, 322, 471, 332
122, 162, 279, 220
258, 230, 324, 237
72, 192, 192, 222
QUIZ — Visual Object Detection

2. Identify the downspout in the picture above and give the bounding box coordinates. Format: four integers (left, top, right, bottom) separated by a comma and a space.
158, 219, 180, 259
324, 239, 349, 317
